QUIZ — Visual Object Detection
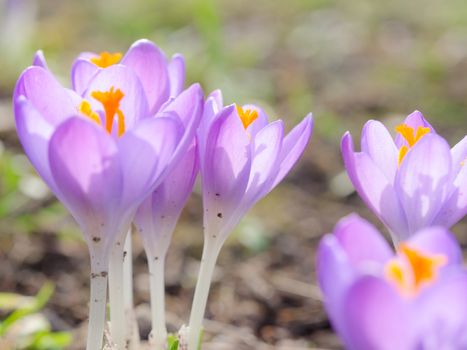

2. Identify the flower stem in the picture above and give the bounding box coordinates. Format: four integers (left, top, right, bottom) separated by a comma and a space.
87, 256, 108, 350
187, 239, 221, 350
109, 240, 127, 349
148, 253, 167, 349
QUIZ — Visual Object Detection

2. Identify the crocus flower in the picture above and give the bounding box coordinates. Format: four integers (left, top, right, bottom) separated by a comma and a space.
14, 40, 202, 350
317, 214, 467, 350
341, 111, 466, 242
188, 91, 313, 350
134, 105, 199, 349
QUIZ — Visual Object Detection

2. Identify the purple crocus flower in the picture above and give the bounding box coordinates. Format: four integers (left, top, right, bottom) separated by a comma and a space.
188, 90, 313, 350
341, 111, 466, 242
13, 40, 202, 350
317, 214, 467, 350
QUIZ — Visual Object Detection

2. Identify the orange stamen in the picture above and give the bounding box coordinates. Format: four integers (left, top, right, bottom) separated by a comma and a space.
385, 244, 447, 296
90, 52, 122, 68
236, 105, 259, 129
395, 124, 430, 165
91, 87, 125, 136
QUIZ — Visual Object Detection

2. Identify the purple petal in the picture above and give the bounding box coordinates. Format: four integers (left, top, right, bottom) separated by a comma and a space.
395, 134, 452, 233
395, 110, 436, 148
168, 54, 185, 97
333, 214, 392, 267
14, 97, 56, 191
342, 276, 414, 350
48, 117, 122, 247
117, 114, 183, 208
342, 132, 409, 240
135, 142, 198, 256
414, 270, 467, 348
14, 66, 82, 126
201, 105, 252, 236
71, 58, 99, 96
84, 65, 150, 130
244, 120, 284, 204
122, 39, 170, 113
361, 120, 398, 185
269, 114, 313, 189
32, 50, 48, 69
160, 83, 203, 128
407, 226, 462, 265
316, 235, 355, 339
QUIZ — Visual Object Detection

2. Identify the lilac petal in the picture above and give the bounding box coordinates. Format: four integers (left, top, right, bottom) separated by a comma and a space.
432, 137, 466, 227
32, 50, 48, 69
342, 276, 414, 350
122, 39, 170, 113
84, 65, 150, 130
168, 54, 185, 97
333, 214, 392, 267
395, 134, 452, 233
316, 235, 355, 339
407, 226, 462, 265
202, 105, 252, 235
395, 110, 436, 147
244, 120, 284, 204
118, 114, 183, 208
341, 132, 410, 240
242, 104, 269, 138
414, 271, 467, 348
14, 97, 56, 191
14, 66, 82, 126
160, 83, 203, 128
48, 117, 122, 247
71, 58, 99, 96
198, 92, 222, 161
361, 120, 398, 185
269, 114, 313, 189
135, 142, 198, 256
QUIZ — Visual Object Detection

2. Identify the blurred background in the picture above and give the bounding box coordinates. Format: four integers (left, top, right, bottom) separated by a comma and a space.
0, 0, 466, 349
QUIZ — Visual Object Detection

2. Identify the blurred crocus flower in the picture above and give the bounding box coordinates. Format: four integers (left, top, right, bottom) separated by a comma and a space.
317, 214, 467, 350
342, 111, 466, 242
13, 39, 202, 350
188, 91, 313, 350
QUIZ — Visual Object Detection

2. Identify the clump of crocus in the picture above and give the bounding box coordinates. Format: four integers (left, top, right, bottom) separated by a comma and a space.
317, 214, 467, 350
187, 91, 313, 350
14, 39, 202, 350
341, 111, 466, 243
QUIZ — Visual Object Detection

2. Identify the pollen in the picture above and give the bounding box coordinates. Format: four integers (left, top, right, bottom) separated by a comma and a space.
91, 87, 126, 136
395, 124, 430, 165
90, 52, 122, 68
236, 105, 259, 129
79, 100, 101, 125
385, 244, 447, 296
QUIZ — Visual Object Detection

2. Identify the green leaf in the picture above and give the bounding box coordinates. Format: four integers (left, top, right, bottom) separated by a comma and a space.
29, 331, 72, 350
167, 334, 179, 350
0, 282, 55, 336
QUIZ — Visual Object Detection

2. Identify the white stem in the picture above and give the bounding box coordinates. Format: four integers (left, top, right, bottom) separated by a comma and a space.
123, 231, 134, 309
109, 240, 127, 349
187, 240, 221, 350
148, 254, 167, 349
87, 257, 108, 350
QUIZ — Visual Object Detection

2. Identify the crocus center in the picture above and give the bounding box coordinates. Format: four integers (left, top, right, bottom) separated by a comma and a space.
90, 52, 122, 68
236, 105, 258, 129
395, 124, 430, 165
384, 244, 447, 296
79, 87, 126, 137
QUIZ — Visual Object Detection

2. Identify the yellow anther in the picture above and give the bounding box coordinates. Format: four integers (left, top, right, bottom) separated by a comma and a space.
395, 124, 430, 165
79, 100, 101, 125
90, 52, 122, 68
385, 244, 447, 296
236, 105, 259, 130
